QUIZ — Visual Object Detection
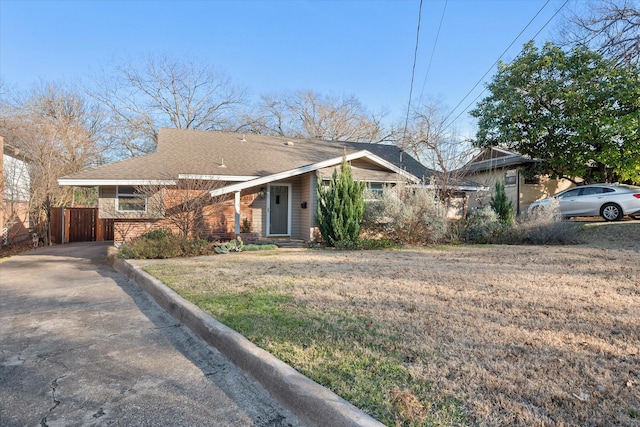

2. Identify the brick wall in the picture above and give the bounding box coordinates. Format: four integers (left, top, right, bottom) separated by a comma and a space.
113, 191, 256, 245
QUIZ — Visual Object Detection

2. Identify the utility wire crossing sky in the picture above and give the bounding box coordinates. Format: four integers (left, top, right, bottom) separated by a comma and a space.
0, 0, 570, 138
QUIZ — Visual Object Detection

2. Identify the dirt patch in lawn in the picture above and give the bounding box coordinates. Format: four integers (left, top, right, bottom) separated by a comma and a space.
138, 221, 640, 426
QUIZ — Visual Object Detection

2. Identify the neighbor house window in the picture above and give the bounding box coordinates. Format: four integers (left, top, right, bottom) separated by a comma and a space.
524, 175, 541, 185
117, 186, 146, 212
504, 169, 517, 186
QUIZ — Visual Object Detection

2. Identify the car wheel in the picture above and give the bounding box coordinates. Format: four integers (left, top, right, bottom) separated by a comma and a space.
601, 203, 623, 221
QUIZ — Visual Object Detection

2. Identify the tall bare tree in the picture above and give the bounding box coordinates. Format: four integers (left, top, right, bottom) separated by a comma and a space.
399, 101, 473, 172
558, 0, 640, 66
91, 53, 247, 157
0, 82, 107, 244
241, 90, 391, 143
398, 101, 475, 212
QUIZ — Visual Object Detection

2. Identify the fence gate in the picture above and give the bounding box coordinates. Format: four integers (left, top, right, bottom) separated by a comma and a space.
51, 207, 114, 244
69, 208, 96, 242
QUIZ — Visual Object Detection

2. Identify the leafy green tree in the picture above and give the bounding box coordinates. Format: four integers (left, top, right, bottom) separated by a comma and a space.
471, 41, 640, 184
490, 181, 514, 224
316, 156, 365, 246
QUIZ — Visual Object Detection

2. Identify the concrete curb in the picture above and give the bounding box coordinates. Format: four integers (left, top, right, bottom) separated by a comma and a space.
112, 257, 384, 427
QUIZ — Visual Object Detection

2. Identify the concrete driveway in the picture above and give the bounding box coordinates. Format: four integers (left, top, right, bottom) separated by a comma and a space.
0, 242, 300, 427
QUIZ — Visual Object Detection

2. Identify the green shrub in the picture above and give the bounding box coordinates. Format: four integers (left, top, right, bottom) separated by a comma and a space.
317, 156, 366, 246
119, 230, 213, 259
214, 237, 244, 254
490, 181, 514, 224
140, 228, 174, 241
243, 243, 279, 251
355, 237, 396, 250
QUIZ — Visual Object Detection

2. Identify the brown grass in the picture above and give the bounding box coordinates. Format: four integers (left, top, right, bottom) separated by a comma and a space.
137, 221, 640, 426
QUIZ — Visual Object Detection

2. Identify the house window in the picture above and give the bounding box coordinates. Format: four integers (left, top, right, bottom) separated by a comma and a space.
367, 183, 384, 194
504, 170, 517, 186
364, 183, 384, 201
524, 175, 541, 185
117, 186, 146, 212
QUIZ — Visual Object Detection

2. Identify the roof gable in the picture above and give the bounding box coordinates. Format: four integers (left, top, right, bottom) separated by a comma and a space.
459, 146, 535, 174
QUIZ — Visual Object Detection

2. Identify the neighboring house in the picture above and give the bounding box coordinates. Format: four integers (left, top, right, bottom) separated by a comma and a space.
1, 136, 32, 245
458, 147, 575, 215
59, 128, 440, 245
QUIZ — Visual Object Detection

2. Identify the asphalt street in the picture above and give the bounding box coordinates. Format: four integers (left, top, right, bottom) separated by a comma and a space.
0, 242, 301, 427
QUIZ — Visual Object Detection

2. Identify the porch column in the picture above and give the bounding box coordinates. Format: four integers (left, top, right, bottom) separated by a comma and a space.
234, 191, 241, 235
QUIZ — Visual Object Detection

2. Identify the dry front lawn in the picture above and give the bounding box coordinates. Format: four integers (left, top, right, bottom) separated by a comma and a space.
140, 222, 640, 426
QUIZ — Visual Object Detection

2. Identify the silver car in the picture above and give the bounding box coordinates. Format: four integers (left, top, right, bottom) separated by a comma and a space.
528, 183, 640, 221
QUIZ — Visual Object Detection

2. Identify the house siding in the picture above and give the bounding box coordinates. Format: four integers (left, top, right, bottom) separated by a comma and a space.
291, 179, 302, 239
300, 173, 315, 241
99, 186, 164, 220
466, 168, 574, 214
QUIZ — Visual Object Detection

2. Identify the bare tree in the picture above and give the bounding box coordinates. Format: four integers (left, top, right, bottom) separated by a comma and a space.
91, 53, 247, 157
136, 177, 229, 239
241, 90, 392, 143
0, 82, 107, 244
399, 101, 473, 172
398, 101, 475, 214
558, 0, 640, 66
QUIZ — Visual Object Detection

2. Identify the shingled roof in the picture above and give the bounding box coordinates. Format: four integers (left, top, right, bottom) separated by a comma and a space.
59, 128, 434, 185
458, 146, 536, 174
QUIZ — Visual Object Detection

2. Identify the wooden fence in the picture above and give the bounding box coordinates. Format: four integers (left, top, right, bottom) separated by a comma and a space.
50, 207, 114, 244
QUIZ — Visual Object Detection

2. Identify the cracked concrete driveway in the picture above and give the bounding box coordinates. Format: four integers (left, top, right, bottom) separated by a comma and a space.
0, 242, 301, 427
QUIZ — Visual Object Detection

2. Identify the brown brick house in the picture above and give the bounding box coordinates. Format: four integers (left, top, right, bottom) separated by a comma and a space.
59, 129, 437, 245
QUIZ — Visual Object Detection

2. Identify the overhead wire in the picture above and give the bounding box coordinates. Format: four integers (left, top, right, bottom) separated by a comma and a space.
419, 0, 448, 101
401, 0, 424, 142
440, 0, 569, 133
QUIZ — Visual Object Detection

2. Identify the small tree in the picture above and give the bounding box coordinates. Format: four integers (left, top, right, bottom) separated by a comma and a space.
137, 177, 227, 238
490, 181, 514, 224
316, 156, 365, 246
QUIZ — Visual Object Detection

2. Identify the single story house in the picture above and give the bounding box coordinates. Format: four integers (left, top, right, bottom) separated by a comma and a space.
59, 128, 443, 245
457, 146, 575, 215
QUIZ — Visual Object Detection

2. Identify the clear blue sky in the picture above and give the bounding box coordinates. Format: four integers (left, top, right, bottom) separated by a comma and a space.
0, 0, 569, 138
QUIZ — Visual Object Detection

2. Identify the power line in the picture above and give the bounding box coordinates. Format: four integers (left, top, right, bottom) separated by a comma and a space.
441, 0, 569, 133
419, 0, 448, 101
402, 0, 423, 142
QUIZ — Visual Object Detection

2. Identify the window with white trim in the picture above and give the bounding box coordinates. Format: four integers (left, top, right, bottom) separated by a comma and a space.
117, 185, 146, 212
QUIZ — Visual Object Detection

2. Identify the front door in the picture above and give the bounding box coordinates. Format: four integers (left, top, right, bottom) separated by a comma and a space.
268, 184, 290, 235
